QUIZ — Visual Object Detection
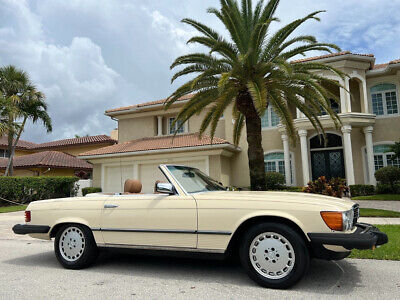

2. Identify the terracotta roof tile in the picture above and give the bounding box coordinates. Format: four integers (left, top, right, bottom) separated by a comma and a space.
33, 135, 116, 149
291, 51, 374, 64
0, 151, 92, 170
372, 59, 400, 70
105, 94, 194, 114
79, 133, 234, 157
0, 136, 38, 150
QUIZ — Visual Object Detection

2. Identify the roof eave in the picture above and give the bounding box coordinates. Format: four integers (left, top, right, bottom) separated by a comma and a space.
105, 100, 190, 117
367, 62, 400, 76
79, 143, 241, 159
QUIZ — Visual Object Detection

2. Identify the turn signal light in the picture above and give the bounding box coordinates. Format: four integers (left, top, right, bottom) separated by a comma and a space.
320, 211, 342, 231
25, 211, 31, 223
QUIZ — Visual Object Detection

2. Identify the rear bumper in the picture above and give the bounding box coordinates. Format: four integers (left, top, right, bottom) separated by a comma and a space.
308, 223, 388, 251
12, 224, 50, 235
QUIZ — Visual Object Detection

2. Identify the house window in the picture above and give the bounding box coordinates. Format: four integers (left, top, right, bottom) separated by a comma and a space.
0, 149, 9, 158
168, 117, 185, 134
264, 152, 293, 182
370, 84, 398, 116
261, 107, 280, 128
373, 144, 400, 171
321, 99, 340, 115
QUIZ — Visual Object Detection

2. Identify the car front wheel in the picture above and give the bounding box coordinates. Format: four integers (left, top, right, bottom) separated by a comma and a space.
239, 222, 310, 289
54, 224, 98, 269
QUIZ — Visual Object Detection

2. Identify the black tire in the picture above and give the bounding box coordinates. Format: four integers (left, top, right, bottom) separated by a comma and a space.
239, 222, 310, 289
54, 224, 98, 269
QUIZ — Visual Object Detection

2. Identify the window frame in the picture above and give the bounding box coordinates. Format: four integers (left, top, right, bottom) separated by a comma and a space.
168, 117, 187, 135
370, 83, 399, 117
261, 107, 280, 129
264, 151, 295, 185
0, 149, 9, 158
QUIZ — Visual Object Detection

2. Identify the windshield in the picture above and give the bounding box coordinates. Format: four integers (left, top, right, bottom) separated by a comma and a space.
166, 165, 225, 194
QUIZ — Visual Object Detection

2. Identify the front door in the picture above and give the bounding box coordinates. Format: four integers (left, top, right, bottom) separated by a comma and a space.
100, 194, 197, 248
311, 149, 345, 180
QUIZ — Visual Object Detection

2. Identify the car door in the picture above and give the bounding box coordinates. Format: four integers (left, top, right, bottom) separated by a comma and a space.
100, 193, 197, 248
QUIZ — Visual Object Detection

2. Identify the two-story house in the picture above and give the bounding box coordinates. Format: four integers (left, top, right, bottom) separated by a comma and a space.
79, 52, 400, 193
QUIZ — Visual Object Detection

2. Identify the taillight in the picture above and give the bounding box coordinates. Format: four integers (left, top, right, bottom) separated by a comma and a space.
25, 211, 31, 223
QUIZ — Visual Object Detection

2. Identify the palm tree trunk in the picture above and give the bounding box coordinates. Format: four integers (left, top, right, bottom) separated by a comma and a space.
236, 92, 267, 191
5, 117, 26, 176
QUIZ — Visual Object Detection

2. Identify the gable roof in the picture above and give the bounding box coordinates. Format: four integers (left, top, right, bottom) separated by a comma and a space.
105, 94, 194, 115
0, 134, 116, 150
0, 151, 92, 170
79, 133, 237, 158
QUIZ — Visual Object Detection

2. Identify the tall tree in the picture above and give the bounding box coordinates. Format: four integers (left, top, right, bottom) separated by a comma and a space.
0, 65, 52, 176
167, 0, 345, 190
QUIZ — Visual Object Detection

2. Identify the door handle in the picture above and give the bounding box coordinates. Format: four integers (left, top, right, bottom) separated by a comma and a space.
104, 204, 119, 209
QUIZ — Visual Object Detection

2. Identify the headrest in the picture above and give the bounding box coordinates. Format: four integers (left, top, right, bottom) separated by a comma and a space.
124, 179, 142, 193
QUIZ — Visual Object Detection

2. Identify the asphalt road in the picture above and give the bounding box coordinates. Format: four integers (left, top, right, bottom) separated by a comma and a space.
1, 212, 400, 299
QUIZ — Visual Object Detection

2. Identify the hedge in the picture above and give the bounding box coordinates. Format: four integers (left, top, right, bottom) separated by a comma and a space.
376, 183, 400, 194
266, 172, 285, 190
82, 187, 102, 196
0, 176, 79, 204
349, 184, 375, 197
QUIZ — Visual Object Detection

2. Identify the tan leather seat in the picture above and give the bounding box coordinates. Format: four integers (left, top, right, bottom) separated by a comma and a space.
124, 179, 142, 194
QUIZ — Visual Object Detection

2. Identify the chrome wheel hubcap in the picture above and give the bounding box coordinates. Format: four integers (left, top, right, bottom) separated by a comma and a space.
249, 232, 295, 279
59, 227, 85, 262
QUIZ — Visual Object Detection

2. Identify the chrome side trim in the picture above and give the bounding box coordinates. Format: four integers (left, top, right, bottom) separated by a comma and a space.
92, 227, 231, 235
97, 243, 225, 253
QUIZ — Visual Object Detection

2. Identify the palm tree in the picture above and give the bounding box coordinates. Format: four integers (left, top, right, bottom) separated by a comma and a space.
166, 0, 345, 190
0, 65, 52, 176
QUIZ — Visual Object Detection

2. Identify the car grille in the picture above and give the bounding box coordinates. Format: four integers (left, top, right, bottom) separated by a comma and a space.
353, 204, 359, 226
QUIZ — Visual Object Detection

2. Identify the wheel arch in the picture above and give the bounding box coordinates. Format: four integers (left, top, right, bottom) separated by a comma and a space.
226, 214, 309, 255
49, 218, 91, 238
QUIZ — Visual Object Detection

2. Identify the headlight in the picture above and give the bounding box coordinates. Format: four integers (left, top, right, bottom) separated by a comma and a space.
321, 209, 354, 231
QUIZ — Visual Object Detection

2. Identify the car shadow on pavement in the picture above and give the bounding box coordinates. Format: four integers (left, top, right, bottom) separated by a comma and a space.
5, 249, 361, 294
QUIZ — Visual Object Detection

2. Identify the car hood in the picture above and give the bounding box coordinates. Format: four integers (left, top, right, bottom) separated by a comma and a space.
193, 191, 355, 211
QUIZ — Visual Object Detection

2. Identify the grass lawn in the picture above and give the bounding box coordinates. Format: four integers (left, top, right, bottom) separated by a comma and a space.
359, 208, 400, 218
352, 194, 400, 201
0, 205, 27, 213
350, 225, 400, 260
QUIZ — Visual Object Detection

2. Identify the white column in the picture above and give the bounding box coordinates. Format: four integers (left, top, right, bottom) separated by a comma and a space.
339, 78, 347, 113
281, 134, 291, 186
363, 126, 376, 185
298, 129, 310, 185
344, 77, 351, 112
361, 79, 369, 113
157, 116, 163, 136
341, 125, 355, 185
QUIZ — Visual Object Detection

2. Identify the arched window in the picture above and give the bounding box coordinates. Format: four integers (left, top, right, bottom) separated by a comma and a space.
370, 83, 398, 116
373, 144, 400, 170
261, 107, 280, 128
264, 152, 293, 182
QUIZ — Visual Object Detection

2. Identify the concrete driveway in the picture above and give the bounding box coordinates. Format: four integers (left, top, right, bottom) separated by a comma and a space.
1, 212, 400, 299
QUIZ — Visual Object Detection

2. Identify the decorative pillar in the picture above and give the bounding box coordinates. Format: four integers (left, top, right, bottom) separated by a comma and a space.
361, 79, 369, 113
339, 78, 347, 113
298, 129, 310, 185
157, 116, 163, 136
344, 77, 351, 112
341, 125, 355, 185
281, 134, 291, 186
363, 126, 376, 185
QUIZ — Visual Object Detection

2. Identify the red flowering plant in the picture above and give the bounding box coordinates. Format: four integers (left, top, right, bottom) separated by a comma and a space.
302, 176, 349, 198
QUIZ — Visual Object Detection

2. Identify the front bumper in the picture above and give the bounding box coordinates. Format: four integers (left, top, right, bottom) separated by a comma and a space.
308, 223, 388, 251
12, 224, 50, 235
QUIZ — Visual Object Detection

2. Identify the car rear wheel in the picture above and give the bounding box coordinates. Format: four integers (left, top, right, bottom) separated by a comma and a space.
239, 222, 310, 289
54, 224, 98, 269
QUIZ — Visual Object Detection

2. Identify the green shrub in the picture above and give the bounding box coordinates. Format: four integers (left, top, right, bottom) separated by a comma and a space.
266, 172, 285, 190
280, 186, 303, 192
0, 176, 79, 205
302, 176, 349, 198
376, 183, 400, 194
375, 166, 400, 192
82, 187, 102, 196
350, 184, 375, 197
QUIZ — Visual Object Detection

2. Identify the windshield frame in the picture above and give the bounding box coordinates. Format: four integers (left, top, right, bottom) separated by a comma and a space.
160, 164, 225, 195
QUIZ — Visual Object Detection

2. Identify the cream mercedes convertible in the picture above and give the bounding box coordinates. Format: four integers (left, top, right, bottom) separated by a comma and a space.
13, 164, 387, 289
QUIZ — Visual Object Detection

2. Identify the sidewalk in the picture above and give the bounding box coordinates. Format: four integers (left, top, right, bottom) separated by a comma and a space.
355, 200, 400, 212
358, 217, 400, 225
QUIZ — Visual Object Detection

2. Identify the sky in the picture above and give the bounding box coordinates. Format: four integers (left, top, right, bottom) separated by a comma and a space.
0, 0, 399, 143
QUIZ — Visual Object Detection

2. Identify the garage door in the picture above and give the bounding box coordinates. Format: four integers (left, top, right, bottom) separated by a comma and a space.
103, 164, 133, 193
138, 159, 207, 193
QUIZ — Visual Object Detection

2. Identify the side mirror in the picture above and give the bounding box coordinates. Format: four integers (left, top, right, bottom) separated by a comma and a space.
156, 182, 176, 195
